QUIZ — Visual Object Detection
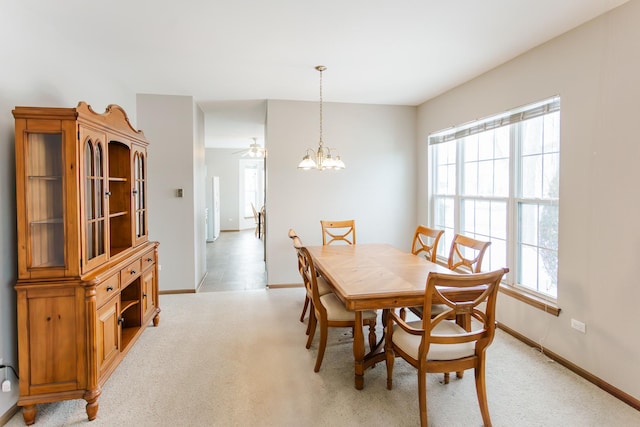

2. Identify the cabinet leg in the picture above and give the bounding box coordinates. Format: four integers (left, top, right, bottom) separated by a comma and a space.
22, 405, 37, 425
153, 312, 160, 327
85, 397, 99, 421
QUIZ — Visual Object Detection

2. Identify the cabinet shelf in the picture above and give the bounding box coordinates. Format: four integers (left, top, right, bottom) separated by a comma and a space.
30, 218, 63, 224
121, 299, 139, 313
109, 211, 128, 218
110, 246, 128, 257
121, 326, 138, 349
28, 175, 62, 181
108, 177, 128, 182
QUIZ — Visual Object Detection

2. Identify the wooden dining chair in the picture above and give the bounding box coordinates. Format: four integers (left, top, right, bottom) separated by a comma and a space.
251, 203, 261, 237
448, 234, 491, 273
403, 225, 446, 321
385, 268, 508, 427
441, 234, 492, 383
296, 245, 377, 372
320, 219, 356, 245
288, 229, 332, 329
411, 225, 444, 262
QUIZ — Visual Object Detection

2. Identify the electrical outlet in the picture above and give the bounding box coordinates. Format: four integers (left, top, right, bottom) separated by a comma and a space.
571, 318, 586, 333
2, 379, 10, 392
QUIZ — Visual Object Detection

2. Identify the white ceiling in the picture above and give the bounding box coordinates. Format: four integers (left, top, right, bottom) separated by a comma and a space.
3, 0, 628, 148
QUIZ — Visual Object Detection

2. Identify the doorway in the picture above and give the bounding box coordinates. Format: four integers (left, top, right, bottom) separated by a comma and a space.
200, 229, 266, 292
201, 99, 267, 291
202, 150, 266, 292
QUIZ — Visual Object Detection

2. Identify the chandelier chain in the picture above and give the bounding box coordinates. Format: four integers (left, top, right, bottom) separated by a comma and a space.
319, 66, 323, 147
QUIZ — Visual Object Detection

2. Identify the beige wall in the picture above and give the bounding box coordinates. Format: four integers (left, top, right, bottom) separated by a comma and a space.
265, 100, 418, 285
193, 103, 207, 291
137, 94, 206, 293
417, 0, 640, 400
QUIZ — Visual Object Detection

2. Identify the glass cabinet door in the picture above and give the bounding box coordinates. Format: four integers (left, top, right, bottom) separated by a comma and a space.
85, 141, 106, 259
81, 129, 109, 271
26, 133, 65, 268
133, 149, 147, 245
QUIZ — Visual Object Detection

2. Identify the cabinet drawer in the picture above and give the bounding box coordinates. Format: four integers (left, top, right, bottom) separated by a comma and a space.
96, 274, 120, 307
120, 259, 141, 288
141, 250, 155, 271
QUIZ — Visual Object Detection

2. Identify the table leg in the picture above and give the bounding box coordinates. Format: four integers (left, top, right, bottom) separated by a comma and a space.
353, 310, 365, 390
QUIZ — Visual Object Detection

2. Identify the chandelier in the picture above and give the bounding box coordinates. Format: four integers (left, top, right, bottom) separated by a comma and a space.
298, 65, 345, 171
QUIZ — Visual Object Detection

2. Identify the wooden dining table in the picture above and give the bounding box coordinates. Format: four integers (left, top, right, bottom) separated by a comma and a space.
306, 243, 456, 390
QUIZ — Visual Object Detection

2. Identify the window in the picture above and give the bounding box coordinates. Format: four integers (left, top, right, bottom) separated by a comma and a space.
242, 161, 264, 218
429, 97, 560, 300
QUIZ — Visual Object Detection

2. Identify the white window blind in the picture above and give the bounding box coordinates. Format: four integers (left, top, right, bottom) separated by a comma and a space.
429, 96, 560, 145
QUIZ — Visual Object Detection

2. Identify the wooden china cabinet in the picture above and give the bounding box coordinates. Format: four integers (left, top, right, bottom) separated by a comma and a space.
12, 102, 160, 425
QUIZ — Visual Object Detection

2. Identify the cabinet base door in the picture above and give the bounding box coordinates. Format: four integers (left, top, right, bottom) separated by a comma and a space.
97, 297, 120, 376
22, 287, 84, 395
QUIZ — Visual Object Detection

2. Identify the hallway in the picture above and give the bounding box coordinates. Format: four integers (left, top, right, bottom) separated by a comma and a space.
199, 229, 266, 292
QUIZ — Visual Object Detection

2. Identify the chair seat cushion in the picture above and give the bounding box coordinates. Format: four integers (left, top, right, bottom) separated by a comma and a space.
320, 293, 377, 322
392, 320, 474, 361
317, 276, 332, 296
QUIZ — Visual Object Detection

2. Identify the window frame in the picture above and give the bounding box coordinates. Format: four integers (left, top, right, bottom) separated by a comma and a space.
428, 97, 561, 316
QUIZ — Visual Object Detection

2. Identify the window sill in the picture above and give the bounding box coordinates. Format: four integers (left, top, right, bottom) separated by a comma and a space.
499, 284, 561, 316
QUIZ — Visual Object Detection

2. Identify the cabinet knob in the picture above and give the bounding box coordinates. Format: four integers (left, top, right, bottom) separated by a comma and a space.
143, 293, 147, 298
132, 189, 138, 195
118, 316, 124, 325
130, 270, 136, 275
106, 286, 114, 292
147, 258, 153, 262
105, 191, 111, 196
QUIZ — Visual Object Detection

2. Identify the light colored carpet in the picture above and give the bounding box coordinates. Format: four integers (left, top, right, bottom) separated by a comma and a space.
5, 288, 640, 426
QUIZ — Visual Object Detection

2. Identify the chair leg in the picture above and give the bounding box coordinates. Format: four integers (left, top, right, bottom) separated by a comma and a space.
300, 295, 310, 323
385, 344, 395, 390
475, 359, 492, 427
367, 319, 377, 352
305, 310, 312, 336
306, 311, 317, 349
418, 369, 428, 427
443, 372, 450, 384
314, 322, 328, 372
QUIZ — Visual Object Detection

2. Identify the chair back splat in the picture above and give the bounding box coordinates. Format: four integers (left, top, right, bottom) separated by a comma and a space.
411, 225, 444, 263
402, 225, 446, 321
320, 219, 356, 245
448, 234, 491, 273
